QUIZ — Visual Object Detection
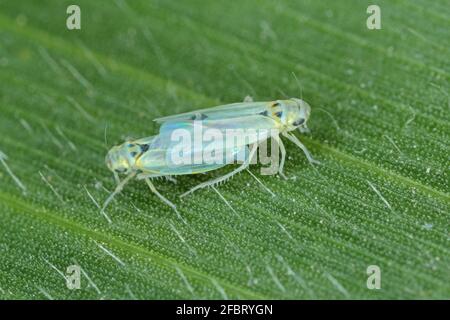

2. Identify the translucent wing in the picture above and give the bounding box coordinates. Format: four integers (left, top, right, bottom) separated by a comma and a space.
158, 115, 277, 154
154, 101, 271, 124
136, 135, 249, 176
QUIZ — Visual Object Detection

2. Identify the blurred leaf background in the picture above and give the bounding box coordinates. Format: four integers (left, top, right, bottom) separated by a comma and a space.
0, 0, 448, 299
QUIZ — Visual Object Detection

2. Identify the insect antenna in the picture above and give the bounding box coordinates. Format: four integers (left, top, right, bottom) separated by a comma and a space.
100, 171, 137, 218
315, 108, 340, 132
291, 72, 303, 100
104, 122, 110, 151
276, 88, 289, 99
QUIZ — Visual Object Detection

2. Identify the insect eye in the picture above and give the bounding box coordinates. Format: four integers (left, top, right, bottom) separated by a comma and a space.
293, 118, 305, 126
275, 111, 283, 118
139, 144, 150, 153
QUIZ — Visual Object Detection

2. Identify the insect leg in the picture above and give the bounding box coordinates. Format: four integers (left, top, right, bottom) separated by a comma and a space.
282, 132, 320, 165
243, 95, 254, 102
165, 176, 178, 184
136, 172, 158, 180
298, 125, 310, 134
113, 171, 120, 184
144, 178, 182, 218
273, 134, 288, 179
101, 171, 137, 217
181, 144, 258, 197
137, 173, 178, 184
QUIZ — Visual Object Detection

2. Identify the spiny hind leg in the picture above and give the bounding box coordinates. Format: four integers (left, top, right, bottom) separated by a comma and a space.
180, 162, 250, 198
181, 144, 258, 197
283, 132, 320, 165
165, 176, 177, 184
138, 173, 177, 184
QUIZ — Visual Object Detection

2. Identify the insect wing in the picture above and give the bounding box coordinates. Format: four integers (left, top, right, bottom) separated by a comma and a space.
160, 145, 248, 175
154, 101, 270, 123
136, 135, 249, 175
158, 115, 276, 154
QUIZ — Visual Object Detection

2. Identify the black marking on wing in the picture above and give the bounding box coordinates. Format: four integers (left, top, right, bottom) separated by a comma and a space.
189, 113, 208, 120
259, 110, 269, 116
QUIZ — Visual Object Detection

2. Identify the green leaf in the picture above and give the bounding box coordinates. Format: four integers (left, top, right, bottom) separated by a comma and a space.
0, 0, 448, 299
